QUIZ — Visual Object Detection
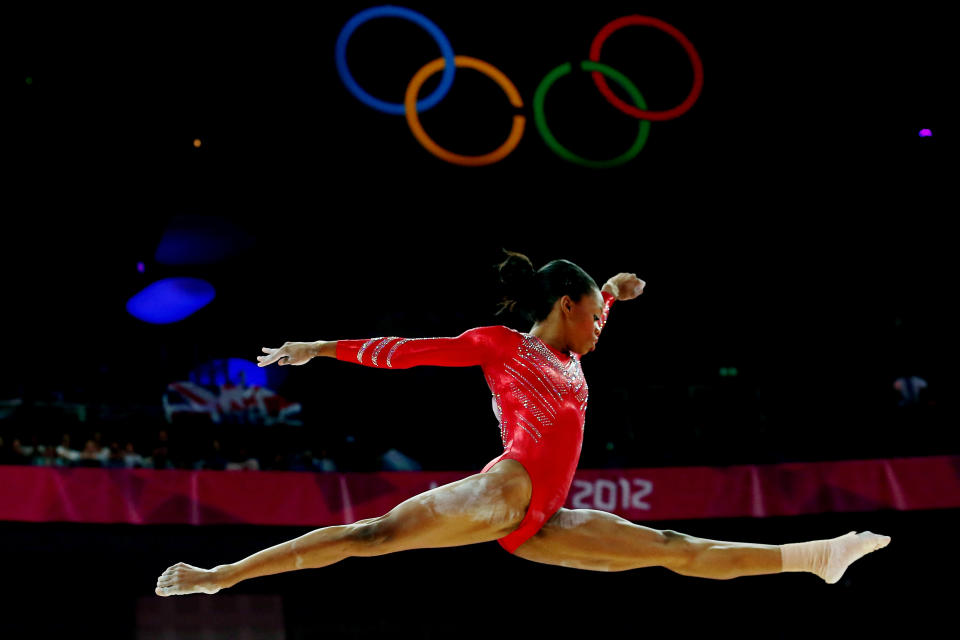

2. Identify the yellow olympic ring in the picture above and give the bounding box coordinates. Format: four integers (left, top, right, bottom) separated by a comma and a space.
404, 56, 525, 167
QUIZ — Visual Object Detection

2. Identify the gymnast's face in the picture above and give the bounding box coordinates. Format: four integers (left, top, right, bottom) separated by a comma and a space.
565, 288, 605, 356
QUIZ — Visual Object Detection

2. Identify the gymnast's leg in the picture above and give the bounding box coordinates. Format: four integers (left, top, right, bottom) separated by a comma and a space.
513, 508, 891, 583
155, 459, 532, 596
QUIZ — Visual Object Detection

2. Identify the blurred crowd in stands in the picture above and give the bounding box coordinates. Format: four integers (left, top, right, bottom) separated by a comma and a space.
0, 427, 379, 472
0, 370, 947, 472
0, 387, 426, 471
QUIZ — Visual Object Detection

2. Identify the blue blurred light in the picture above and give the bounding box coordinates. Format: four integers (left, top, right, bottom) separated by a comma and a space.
226, 358, 267, 387
191, 358, 268, 387
126, 277, 216, 324
137, 262, 145, 273
918, 129, 932, 137
154, 215, 255, 265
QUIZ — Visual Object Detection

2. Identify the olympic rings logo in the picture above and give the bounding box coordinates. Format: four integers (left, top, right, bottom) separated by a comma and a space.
335, 6, 703, 168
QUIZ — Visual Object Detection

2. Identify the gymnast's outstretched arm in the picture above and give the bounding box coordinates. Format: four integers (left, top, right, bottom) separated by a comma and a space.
257, 324, 514, 369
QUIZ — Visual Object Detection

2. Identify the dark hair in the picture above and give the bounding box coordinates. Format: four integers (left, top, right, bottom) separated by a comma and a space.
494, 249, 599, 324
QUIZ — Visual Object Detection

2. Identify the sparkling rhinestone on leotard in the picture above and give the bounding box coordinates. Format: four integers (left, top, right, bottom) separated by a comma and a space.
386, 338, 411, 368
503, 363, 558, 420
510, 356, 564, 403
356, 337, 378, 364
507, 380, 553, 428
518, 335, 580, 394
385, 337, 434, 368
371, 337, 398, 367
494, 392, 507, 447
493, 334, 594, 444
517, 414, 543, 440
517, 422, 541, 443
571, 358, 588, 404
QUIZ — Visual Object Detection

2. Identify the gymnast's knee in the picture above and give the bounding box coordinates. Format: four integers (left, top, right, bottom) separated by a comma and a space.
659, 529, 697, 568
343, 517, 393, 555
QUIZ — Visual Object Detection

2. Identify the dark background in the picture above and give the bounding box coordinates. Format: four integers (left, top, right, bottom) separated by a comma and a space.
3, 2, 954, 637
5, 1, 953, 470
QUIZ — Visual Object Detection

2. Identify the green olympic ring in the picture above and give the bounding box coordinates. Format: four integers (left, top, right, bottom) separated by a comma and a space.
533, 61, 651, 169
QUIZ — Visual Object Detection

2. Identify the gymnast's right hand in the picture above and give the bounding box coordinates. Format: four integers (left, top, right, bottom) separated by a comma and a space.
258, 341, 319, 367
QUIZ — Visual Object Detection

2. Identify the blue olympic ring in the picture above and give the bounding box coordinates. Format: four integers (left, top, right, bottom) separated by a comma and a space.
335, 5, 456, 115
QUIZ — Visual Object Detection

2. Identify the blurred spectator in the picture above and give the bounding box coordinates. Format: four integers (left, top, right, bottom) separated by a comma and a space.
105, 441, 126, 469
198, 439, 228, 471
1, 437, 31, 465
286, 449, 326, 472
265, 452, 289, 471
92, 431, 111, 460
225, 446, 260, 471
33, 445, 65, 467
380, 447, 421, 471
150, 429, 175, 469
17, 436, 37, 460
12, 439, 32, 465
78, 439, 105, 467
315, 447, 337, 472
287, 450, 311, 472
123, 442, 145, 469
56, 434, 81, 465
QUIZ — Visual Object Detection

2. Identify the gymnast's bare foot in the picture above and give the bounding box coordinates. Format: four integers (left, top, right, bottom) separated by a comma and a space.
155, 562, 224, 596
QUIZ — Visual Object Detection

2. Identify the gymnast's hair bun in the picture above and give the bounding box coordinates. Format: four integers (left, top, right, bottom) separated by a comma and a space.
495, 249, 536, 318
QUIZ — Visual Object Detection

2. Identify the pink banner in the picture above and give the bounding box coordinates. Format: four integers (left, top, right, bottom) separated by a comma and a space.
1, 455, 956, 526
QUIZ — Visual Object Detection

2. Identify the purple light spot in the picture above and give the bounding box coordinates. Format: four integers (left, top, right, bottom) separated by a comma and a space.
137, 262, 145, 273
919, 129, 932, 137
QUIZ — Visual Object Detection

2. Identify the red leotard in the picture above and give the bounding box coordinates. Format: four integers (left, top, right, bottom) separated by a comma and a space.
335, 290, 616, 554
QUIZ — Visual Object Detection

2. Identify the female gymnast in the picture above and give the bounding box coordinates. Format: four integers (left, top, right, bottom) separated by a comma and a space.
156, 251, 890, 596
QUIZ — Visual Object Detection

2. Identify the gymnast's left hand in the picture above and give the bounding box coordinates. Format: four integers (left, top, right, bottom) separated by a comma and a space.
603, 273, 645, 301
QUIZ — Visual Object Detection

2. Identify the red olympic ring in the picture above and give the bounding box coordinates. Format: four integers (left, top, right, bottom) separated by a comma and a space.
589, 15, 704, 121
